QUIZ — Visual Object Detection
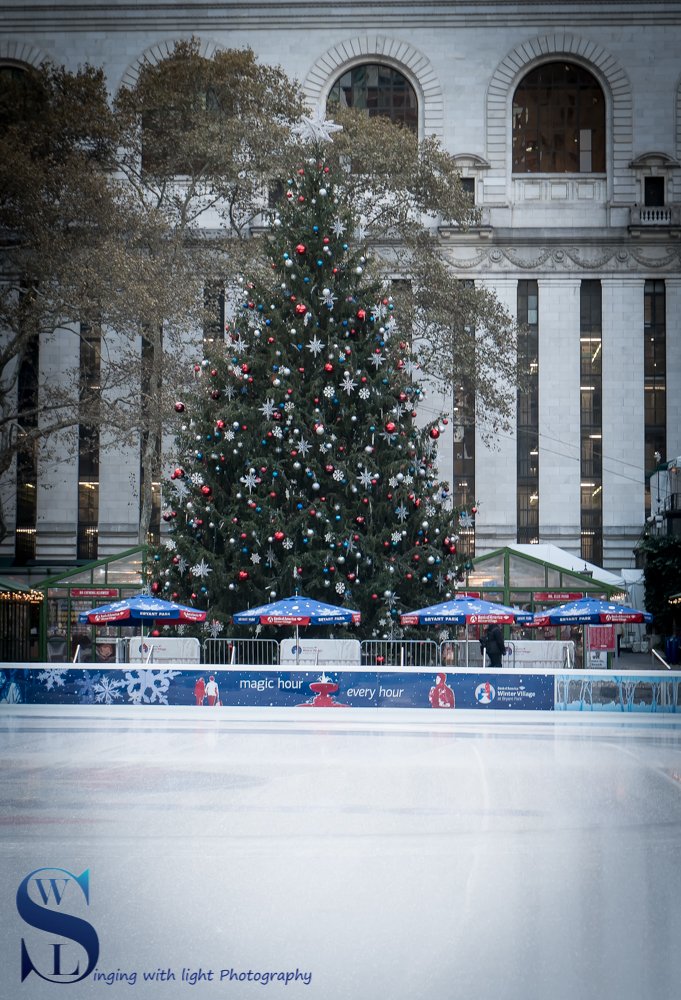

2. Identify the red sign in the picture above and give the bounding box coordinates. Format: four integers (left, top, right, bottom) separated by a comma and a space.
588, 625, 616, 651
70, 588, 119, 598
533, 592, 584, 602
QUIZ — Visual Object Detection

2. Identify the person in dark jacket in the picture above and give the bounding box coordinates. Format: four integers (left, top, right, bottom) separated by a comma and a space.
480, 622, 506, 668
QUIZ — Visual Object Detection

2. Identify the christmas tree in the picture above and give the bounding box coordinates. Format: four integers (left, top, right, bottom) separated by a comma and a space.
147, 120, 473, 638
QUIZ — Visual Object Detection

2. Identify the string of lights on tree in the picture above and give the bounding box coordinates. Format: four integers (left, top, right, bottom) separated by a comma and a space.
147, 114, 477, 638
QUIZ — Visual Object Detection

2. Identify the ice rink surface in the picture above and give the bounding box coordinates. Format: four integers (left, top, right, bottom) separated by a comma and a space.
1, 706, 681, 1000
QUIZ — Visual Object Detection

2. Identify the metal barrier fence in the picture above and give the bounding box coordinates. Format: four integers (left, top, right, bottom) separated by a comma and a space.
440, 640, 483, 669
360, 640, 439, 668
202, 637, 573, 669
203, 638, 279, 666
204, 638, 443, 668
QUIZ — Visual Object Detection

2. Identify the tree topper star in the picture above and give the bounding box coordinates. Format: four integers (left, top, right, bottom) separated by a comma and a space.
292, 110, 343, 144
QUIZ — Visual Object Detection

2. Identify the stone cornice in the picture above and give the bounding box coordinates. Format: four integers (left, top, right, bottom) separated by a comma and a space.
3, 2, 681, 32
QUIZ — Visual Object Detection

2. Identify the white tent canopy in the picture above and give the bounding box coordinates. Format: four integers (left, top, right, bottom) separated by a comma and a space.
504, 543, 627, 589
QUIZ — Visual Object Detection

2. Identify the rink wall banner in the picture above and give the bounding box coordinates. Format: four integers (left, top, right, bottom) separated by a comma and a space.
554, 674, 681, 713
1, 666, 679, 714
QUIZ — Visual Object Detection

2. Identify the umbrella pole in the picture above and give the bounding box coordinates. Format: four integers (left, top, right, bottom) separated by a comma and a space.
296, 624, 299, 665
466, 623, 469, 668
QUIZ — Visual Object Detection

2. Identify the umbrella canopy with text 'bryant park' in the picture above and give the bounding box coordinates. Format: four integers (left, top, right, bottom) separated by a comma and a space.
78, 593, 207, 626
530, 597, 653, 627
400, 595, 534, 627
232, 595, 361, 627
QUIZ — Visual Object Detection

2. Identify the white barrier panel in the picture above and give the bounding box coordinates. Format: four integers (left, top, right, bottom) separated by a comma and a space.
279, 638, 361, 666
505, 640, 575, 668
128, 637, 201, 664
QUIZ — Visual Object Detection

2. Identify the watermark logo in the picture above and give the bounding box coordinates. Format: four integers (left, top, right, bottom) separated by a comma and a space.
16, 867, 99, 984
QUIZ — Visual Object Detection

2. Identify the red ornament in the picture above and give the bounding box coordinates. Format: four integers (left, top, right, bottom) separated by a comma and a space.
324, 363, 334, 373
238, 570, 249, 581
385, 421, 396, 434
356, 309, 366, 321
429, 427, 440, 439
296, 244, 306, 254
295, 303, 307, 315
174, 402, 185, 413
201, 485, 212, 497
151, 581, 161, 593
274, 531, 285, 542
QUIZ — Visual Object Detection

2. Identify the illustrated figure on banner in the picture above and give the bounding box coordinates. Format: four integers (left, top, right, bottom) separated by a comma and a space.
194, 676, 206, 705
429, 672, 455, 709
205, 675, 220, 706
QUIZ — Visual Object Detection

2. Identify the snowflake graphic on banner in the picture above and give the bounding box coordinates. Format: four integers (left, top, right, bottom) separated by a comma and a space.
37, 668, 69, 690
94, 675, 125, 704
74, 670, 101, 704
123, 669, 181, 704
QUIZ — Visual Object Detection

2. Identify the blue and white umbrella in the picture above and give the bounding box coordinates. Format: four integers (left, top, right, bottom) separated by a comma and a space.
78, 593, 206, 630
401, 595, 533, 627
233, 595, 361, 664
401, 595, 532, 667
233, 595, 361, 627
531, 596, 652, 627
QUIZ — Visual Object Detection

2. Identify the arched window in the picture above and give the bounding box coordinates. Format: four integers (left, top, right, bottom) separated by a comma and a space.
512, 63, 605, 173
327, 63, 418, 133
0, 64, 39, 129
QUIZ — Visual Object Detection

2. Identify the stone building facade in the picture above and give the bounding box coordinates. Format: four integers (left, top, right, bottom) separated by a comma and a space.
2, 1, 680, 577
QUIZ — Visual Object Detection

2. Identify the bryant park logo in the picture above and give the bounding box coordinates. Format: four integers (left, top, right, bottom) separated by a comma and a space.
16, 867, 99, 984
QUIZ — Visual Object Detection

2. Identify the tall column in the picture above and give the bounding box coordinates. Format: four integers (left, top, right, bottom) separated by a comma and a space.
537, 277, 581, 554
666, 278, 681, 462
602, 278, 645, 568
36, 327, 79, 563
474, 278, 518, 554
97, 327, 142, 555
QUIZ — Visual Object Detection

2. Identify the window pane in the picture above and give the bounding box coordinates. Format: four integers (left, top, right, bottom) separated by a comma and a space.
512, 63, 605, 174
328, 63, 418, 134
